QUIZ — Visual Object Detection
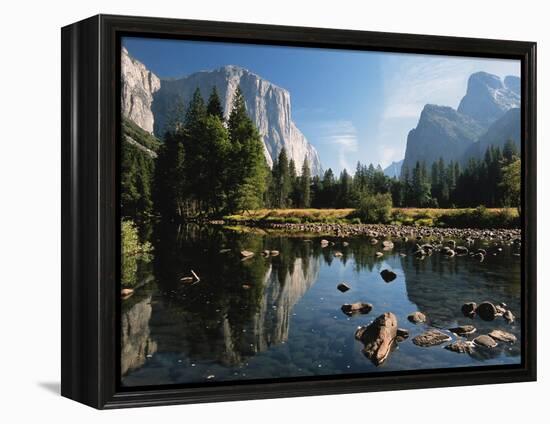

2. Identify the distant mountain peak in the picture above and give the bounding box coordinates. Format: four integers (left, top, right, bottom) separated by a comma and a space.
401, 71, 521, 176
458, 72, 520, 128
383, 159, 404, 178
401, 103, 484, 175
504, 75, 520, 95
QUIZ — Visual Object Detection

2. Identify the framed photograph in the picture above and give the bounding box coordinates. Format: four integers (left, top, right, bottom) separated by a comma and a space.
61, 14, 536, 409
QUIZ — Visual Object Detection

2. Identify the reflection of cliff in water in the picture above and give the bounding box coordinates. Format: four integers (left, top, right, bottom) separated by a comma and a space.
148, 255, 320, 367
400, 248, 521, 327
121, 293, 157, 375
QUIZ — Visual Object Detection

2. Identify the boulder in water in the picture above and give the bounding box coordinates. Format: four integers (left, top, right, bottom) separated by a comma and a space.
477, 302, 498, 321
337, 283, 351, 292
396, 328, 409, 342
504, 310, 515, 323
380, 269, 397, 283
408, 311, 427, 324
488, 329, 517, 343
445, 340, 475, 354
449, 325, 476, 336
473, 334, 498, 348
341, 302, 373, 316
412, 329, 451, 347
355, 312, 398, 365
461, 302, 477, 318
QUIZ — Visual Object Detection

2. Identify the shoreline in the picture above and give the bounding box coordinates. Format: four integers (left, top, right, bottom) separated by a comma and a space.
212, 220, 521, 242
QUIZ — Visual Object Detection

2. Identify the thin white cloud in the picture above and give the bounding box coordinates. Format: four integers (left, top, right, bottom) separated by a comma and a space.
317, 120, 358, 172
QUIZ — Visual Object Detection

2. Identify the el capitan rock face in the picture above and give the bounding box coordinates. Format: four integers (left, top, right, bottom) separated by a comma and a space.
121, 50, 322, 175
458, 72, 520, 128
121, 47, 161, 134
401, 104, 484, 174
152, 64, 322, 175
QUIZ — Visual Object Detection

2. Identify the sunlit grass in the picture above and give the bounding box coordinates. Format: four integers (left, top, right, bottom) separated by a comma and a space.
223, 207, 519, 228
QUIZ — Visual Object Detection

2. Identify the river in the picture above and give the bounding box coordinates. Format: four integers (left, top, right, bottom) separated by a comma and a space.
121, 223, 521, 387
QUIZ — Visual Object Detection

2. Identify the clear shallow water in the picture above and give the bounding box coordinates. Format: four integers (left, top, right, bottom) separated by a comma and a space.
121, 223, 521, 387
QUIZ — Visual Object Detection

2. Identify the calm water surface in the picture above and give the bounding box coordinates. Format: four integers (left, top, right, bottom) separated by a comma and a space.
121, 224, 521, 387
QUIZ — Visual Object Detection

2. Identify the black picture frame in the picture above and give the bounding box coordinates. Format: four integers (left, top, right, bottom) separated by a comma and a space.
61, 14, 537, 409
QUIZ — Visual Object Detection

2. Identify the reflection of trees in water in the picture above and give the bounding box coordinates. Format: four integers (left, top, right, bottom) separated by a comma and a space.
138, 223, 320, 366
400, 247, 521, 328
121, 226, 522, 374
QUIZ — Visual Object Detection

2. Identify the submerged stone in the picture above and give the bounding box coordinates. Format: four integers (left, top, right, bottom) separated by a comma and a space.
341, 302, 373, 316
473, 334, 498, 348
488, 329, 517, 343
445, 340, 475, 354
449, 325, 476, 336
396, 328, 409, 342
461, 302, 477, 318
408, 311, 427, 324
504, 310, 515, 323
412, 329, 451, 347
477, 302, 498, 321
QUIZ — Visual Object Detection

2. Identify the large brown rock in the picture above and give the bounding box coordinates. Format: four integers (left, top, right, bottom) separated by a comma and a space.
473, 334, 498, 348
408, 311, 427, 324
461, 302, 477, 318
355, 312, 398, 365
412, 329, 451, 347
445, 340, 475, 354
477, 302, 498, 321
488, 329, 517, 343
449, 325, 476, 336
503, 310, 515, 323
341, 302, 373, 316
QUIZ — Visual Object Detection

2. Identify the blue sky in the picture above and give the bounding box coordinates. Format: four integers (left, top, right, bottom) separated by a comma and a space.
123, 37, 520, 174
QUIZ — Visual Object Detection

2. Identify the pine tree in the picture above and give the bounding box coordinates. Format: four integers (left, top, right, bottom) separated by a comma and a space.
289, 159, 298, 207
438, 158, 448, 206
411, 161, 431, 207
338, 169, 353, 207
310, 175, 322, 208
321, 168, 335, 208
206, 86, 224, 121
165, 95, 186, 135
202, 115, 231, 214
228, 87, 248, 140
401, 165, 412, 206
226, 86, 267, 212
274, 148, 291, 208
183, 88, 208, 214
153, 128, 187, 217
299, 159, 311, 208
503, 139, 519, 163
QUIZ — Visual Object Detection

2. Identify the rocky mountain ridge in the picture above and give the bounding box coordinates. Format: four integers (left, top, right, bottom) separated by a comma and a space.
121, 48, 322, 176
401, 72, 521, 175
